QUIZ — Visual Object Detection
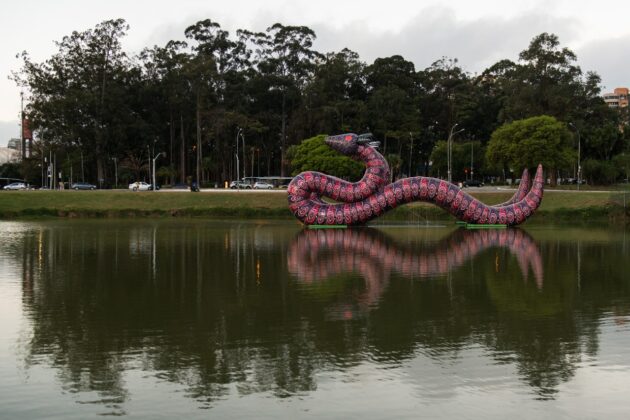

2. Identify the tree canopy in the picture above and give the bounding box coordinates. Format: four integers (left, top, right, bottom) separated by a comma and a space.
10, 21, 629, 186
287, 135, 364, 180
486, 115, 573, 179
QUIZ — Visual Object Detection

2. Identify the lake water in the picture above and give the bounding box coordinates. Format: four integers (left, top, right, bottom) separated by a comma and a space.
1, 220, 629, 418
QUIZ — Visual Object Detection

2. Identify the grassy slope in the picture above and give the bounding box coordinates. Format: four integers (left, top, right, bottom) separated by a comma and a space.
0, 191, 289, 217
0, 189, 627, 222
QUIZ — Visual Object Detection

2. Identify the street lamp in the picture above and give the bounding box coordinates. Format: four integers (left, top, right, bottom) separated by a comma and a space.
470, 142, 474, 182
569, 123, 581, 191
235, 127, 242, 190
447, 123, 465, 184
152, 152, 164, 192
239, 129, 246, 180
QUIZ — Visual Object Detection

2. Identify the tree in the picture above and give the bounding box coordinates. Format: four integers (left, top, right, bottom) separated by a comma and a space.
416, 57, 471, 172
486, 115, 573, 185
365, 55, 419, 157
255, 24, 322, 176
429, 140, 485, 181
139, 40, 191, 183
15, 19, 134, 184
288, 135, 364, 180
582, 159, 620, 185
300, 48, 367, 135
492, 33, 600, 124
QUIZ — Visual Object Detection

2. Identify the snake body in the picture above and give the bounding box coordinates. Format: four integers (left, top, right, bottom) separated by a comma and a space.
287, 133, 543, 226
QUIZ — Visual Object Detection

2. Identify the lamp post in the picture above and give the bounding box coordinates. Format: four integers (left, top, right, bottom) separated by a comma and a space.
569, 123, 581, 191
240, 129, 246, 180
20, 91, 24, 160
470, 142, 474, 182
235, 127, 242, 190
152, 152, 164, 192
447, 123, 464, 184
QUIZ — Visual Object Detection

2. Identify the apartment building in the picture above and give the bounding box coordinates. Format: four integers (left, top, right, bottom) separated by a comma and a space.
603, 87, 629, 108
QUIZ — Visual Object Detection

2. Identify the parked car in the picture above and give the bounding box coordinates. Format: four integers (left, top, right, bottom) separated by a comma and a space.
229, 180, 252, 189
3, 182, 27, 190
568, 178, 587, 185
129, 181, 153, 191
253, 181, 274, 190
463, 180, 484, 188
71, 182, 97, 190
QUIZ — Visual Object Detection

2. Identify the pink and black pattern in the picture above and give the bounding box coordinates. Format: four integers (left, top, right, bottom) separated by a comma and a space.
287, 133, 544, 226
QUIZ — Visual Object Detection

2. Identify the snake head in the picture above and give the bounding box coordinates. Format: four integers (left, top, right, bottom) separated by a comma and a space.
325, 133, 375, 155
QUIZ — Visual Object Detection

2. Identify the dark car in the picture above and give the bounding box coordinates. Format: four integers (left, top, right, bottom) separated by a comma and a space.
71, 182, 97, 190
463, 180, 484, 188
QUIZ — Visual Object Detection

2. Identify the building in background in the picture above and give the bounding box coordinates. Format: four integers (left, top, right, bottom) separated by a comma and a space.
603, 87, 629, 108
1, 138, 21, 164
0, 147, 19, 164
7, 138, 21, 151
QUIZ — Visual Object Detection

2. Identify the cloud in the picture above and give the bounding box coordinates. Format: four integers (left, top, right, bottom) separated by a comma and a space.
577, 35, 630, 91
311, 7, 580, 73
126, 4, 617, 90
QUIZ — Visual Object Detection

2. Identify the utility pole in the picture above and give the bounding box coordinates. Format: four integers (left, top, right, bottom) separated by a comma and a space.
470, 142, 474, 181
20, 91, 25, 160
569, 123, 581, 191
241, 130, 246, 181
235, 127, 242, 190
152, 152, 164, 192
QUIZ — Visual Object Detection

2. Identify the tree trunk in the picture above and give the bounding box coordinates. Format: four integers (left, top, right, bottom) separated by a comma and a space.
180, 112, 186, 184
196, 91, 201, 186
280, 90, 286, 177
169, 110, 174, 185
549, 167, 557, 186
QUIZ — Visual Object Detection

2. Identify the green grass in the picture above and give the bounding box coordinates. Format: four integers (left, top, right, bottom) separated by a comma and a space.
0, 190, 289, 219
0, 189, 628, 223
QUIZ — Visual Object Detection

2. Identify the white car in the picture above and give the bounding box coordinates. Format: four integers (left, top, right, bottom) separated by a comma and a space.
129, 181, 152, 191
3, 182, 27, 190
253, 181, 274, 190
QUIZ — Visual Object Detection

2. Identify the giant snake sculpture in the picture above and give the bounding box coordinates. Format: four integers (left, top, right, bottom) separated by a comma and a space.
287, 133, 544, 226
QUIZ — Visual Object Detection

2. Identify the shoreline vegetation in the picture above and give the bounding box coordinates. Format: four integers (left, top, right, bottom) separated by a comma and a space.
0, 190, 628, 224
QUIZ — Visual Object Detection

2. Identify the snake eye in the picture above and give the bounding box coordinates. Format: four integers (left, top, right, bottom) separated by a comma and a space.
344, 135, 353, 142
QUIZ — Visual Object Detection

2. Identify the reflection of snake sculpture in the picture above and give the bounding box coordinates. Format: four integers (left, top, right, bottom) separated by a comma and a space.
287, 133, 543, 226
287, 228, 544, 308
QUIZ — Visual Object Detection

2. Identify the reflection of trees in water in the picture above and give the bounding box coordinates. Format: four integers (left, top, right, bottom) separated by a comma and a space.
16, 222, 321, 410
285, 227, 626, 399
10, 222, 630, 407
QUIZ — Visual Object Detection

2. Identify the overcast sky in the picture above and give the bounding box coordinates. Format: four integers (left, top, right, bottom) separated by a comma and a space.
2, 0, 629, 146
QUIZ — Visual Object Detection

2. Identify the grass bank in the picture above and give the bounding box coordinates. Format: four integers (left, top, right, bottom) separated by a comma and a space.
0, 189, 628, 224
